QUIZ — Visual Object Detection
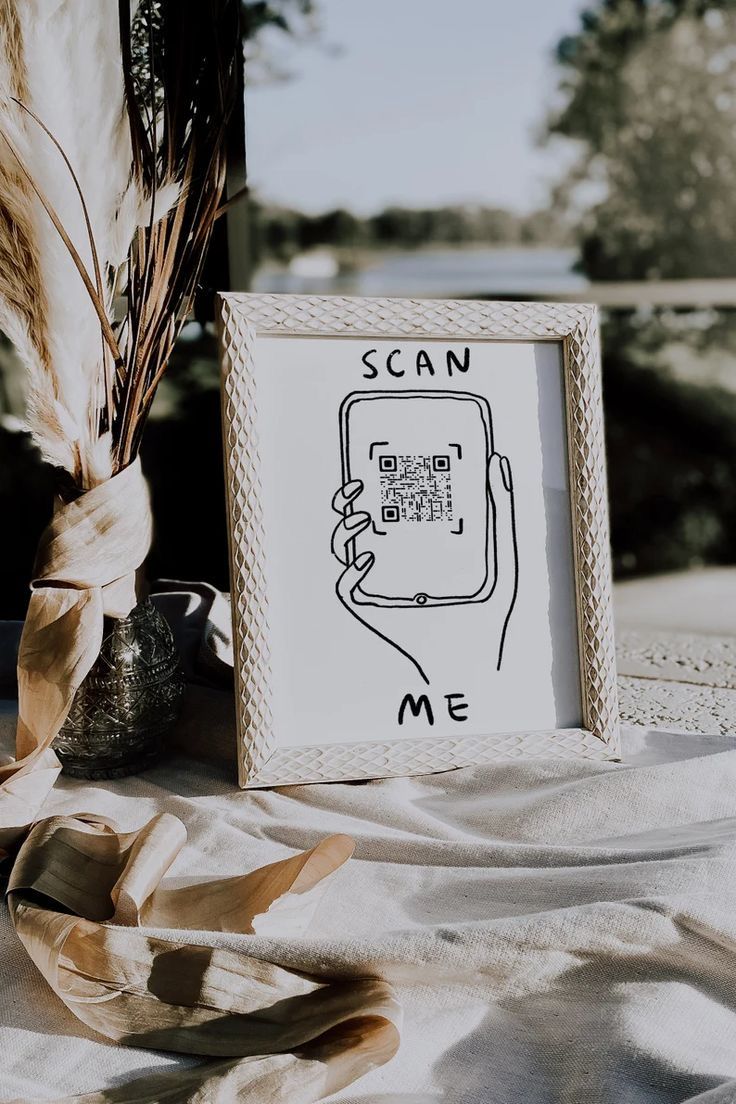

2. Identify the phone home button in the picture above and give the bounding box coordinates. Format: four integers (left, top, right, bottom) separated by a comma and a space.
414, 593, 428, 606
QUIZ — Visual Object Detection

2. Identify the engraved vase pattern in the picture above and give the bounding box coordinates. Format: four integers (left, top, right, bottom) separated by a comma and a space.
53, 598, 186, 779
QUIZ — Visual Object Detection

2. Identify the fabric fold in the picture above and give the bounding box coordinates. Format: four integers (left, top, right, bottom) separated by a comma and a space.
12, 457, 152, 765
0, 459, 151, 860
0, 748, 60, 860
6, 813, 401, 1102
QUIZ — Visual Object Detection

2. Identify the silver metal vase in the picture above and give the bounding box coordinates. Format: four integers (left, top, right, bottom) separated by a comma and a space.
53, 598, 186, 779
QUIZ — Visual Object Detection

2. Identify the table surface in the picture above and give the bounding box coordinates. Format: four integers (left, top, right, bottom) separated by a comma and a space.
3, 576, 736, 1104
615, 568, 736, 738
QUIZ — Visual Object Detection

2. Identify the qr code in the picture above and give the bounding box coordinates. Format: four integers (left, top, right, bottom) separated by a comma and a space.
378, 454, 453, 522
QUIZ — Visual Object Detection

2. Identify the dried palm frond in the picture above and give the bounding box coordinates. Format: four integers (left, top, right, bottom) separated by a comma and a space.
0, 0, 239, 488
0, 3, 55, 454
115, 0, 239, 467
6, 0, 133, 484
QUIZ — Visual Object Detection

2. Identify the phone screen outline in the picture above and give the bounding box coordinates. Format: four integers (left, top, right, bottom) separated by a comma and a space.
339, 389, 494, 607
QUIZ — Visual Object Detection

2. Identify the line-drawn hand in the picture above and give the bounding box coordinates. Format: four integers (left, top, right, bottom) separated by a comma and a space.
331, 455, 518, 686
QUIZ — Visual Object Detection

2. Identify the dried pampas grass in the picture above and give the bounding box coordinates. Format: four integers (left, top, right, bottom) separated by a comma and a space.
0, 0, 239, 489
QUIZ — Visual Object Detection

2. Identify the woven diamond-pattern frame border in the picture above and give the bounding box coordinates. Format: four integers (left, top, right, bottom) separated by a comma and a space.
218, 293, 620, 788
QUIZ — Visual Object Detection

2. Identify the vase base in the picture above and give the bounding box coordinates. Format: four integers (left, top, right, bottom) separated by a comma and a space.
56, 740, 163, 780
52, 598, 186, 779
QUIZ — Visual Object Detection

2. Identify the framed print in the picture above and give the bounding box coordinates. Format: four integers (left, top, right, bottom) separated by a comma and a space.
218, 294, 620, 788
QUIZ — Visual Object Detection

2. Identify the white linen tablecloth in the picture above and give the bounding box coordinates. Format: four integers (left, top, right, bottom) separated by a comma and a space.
2, 585, 736, 1104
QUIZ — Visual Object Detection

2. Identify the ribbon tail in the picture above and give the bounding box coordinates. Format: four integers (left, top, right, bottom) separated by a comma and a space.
14, 586, 105, 763
7, 816, 402, 1103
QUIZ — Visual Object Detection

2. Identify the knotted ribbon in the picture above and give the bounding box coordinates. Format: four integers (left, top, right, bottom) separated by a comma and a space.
0, 459, 151, 856
15, 457, 153, 762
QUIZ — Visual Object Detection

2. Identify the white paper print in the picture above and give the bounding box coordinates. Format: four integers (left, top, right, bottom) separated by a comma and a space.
254, 336, 581, 747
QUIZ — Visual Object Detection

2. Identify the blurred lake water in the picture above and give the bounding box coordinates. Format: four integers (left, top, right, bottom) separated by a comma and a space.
253, 246, 588, 299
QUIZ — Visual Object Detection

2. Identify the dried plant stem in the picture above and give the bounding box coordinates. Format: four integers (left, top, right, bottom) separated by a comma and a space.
0, 124, 122, 371
11, 99, 115, 423
0, 0, 238, 485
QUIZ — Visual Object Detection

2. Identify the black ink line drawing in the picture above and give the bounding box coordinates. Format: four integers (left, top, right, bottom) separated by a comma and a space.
339, 391, 493, 607
332, 389, 519, 682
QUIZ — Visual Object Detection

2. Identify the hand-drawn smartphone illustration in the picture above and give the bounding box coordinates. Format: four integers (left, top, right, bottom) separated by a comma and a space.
339, 390, 494, 607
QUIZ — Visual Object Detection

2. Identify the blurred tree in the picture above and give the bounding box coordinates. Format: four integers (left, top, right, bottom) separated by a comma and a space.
303, 207, 366, 249
549, 1, 736, 578
551, 0, 736, 279
246, 202, 569, 261
241, 0, 320, 83
475, 207, 522, 244
601, 314, 736, 575
241, 0, 315, 37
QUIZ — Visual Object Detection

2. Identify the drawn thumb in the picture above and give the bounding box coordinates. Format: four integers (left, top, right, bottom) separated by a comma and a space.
488, 453, 516, 577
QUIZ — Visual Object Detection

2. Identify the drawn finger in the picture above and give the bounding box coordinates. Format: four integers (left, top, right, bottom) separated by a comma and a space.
336, 550, 375, 604
332, 479, 363, 515
331, 512, 371, 565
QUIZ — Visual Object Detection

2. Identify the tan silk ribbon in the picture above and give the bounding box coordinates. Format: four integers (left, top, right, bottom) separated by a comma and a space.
6, 813, 401, 1103
0, 459, 151, 857
14, 457, 153, 762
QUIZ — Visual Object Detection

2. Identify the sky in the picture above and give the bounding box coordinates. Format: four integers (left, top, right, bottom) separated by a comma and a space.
245, 0, 587, 216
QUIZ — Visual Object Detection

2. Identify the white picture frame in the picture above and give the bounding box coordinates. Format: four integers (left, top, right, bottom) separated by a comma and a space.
218, 293, 620, 788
